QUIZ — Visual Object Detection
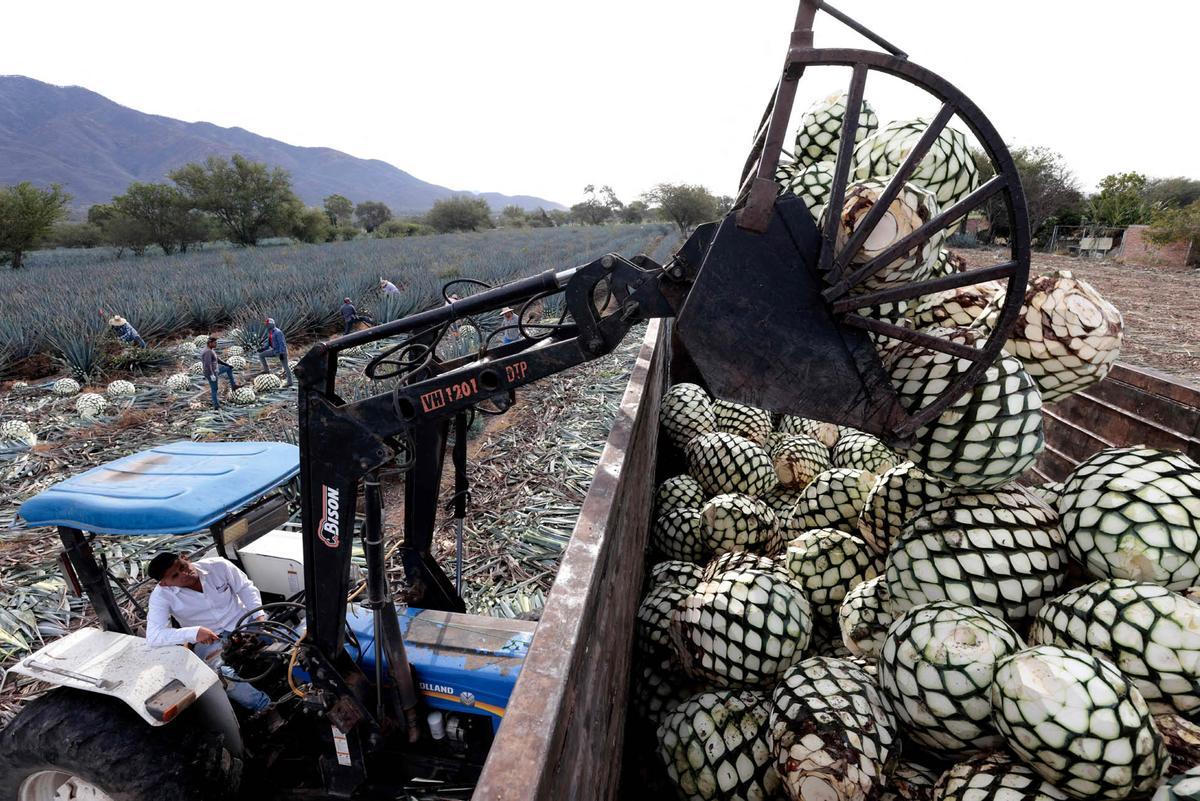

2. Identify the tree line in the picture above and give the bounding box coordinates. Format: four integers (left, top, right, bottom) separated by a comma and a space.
0, 152, 734, 268
968, 147, 1199, 254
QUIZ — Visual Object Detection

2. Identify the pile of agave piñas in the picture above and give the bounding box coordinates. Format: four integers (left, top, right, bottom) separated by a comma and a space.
635, 95, 1200, 801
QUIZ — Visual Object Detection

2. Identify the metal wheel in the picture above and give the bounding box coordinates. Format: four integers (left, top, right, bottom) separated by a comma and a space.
19, 771, 115, 801
727, 2, 1030, 441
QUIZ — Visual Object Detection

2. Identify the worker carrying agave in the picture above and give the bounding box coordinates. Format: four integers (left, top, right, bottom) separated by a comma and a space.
107, 314, 146, 348
255, 318, 293, 387
146, 552, 284, 728
202, 335, 239, 410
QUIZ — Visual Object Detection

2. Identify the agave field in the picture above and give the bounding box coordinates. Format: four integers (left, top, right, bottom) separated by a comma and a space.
0, 224, 676, 378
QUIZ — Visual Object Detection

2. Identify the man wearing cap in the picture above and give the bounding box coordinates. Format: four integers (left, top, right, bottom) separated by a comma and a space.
255, 318, 293, 387
108, 315, 147, 348
201, 336, 238, 409
379, 277, 400, 295
146, 551, 278, 720
340, 297, 368, 335
499, 307, 520, 345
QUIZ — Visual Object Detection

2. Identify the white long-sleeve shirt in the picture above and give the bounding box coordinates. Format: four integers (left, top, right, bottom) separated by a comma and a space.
146, 557, 264, 647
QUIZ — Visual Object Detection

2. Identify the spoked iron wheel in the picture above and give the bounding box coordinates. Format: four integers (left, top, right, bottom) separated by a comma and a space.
681, 0, 1030, 447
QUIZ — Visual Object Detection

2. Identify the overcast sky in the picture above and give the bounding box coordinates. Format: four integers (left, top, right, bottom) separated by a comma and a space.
4, 1, 1196, 208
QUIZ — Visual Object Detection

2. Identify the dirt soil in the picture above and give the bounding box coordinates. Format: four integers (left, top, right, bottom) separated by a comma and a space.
954, 248, 1200, 385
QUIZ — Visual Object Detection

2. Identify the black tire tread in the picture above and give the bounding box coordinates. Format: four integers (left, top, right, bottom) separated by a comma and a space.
0, 688, 239, 801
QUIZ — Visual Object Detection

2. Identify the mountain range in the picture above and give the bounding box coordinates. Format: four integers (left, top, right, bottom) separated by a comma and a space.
0, 75, 562, 215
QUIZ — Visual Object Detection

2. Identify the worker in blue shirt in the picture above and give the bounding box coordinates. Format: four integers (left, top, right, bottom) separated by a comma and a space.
340, 298, 369, 335
256, 318, 293, 387
108, 315, 147, 348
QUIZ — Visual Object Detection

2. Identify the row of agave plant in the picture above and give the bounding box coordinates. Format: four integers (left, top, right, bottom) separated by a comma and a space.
1, 224, 676, 379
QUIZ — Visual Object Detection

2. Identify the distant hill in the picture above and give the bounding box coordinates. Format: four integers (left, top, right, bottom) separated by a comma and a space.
0, 75, 562, 215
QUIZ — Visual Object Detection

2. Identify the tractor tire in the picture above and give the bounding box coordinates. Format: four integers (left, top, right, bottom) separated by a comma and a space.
0, 688, 241, 801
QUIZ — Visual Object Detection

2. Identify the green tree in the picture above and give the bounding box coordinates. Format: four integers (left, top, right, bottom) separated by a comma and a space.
1089, 172, 1151, 227
47, 222, 104, 249
354, 201, 392, 232
970, 146, 1083, 243
1142, 177, 1200, 212
111, 182, 206, 254
170, 154, 300, 246
641, 183, 719, 235
1146, 200, 1200, 264
293, 206, 333, 243
0, 182, 71, 268
376, 219, 433, 238
619, 200, 649, 224
323, 194, 354, 226
499, 205, 528, 227
571, 184, 614, 225
426, 196, 493, 233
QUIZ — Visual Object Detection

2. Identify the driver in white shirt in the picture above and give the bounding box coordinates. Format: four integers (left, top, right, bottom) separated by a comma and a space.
147, 552, 273, 713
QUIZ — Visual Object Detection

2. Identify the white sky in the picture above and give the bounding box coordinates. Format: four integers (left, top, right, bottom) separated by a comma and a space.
4, 1, 1197, 207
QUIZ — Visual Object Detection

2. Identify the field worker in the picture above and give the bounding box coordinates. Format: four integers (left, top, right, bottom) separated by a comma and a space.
256, 318, 294, 387
202, 336, 238, 410
500, 307, 520, 345
379, 277, 400, 295
146, 551, 281, 726
108, 315, 147, 348
340, 297, 368, 335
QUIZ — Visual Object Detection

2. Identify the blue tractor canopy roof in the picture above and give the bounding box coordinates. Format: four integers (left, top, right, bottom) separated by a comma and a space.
18, 441, 300, 536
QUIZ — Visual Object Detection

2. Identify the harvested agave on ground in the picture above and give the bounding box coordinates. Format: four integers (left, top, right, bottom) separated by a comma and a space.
651, 507, 708, 562
769, 433, 831, 490
164, 372, 190, 392
930, 247, 968, 277
850, 118, 980, 208
991, 645, 1169, 800
912, 281, 1003, 331
784, 528, 877, 624
857, 462, 956, 559
1030, 579, 1200, 717
661, 382, 717, 450
253, 373, 284, 393
793, 91, 879, 168
885, 327, 1044, 489
655, 475, 707, 515
231, 386, 256, 405
106, 379, 135, 398
51, 377, 80, 396
761, 485, 803, 519
700, 494, 781, 556
75, 392, 107, 418
831, 430, 898, 475
1057, 447, 1200, 591
982, 270, 1123, 404
838, 575, 893, 659
788, 468, 875, 535
687, 432, 778, 498
878, 601, 1024, 758
778, 415, 841, 449
933, 750, 1071, 801
714, 399, 773, 445
657, 689, 780, 801
885, 485, 1067, 623
822, 179, 944, 293
781, 160, 834, 217
673, 554, 812, 687
0, 419, 37, 448
769, 657, 898, 801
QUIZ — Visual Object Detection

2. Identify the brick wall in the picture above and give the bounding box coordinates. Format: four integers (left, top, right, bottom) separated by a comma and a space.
1118, 225, 1193, 268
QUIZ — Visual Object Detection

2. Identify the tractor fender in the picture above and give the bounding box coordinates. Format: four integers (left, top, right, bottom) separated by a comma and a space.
8, 626, 243, 756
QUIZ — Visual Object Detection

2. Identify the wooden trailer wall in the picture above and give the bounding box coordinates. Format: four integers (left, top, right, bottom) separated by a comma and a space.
1029, 364, 1200, 483
473, 320, 667, 801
